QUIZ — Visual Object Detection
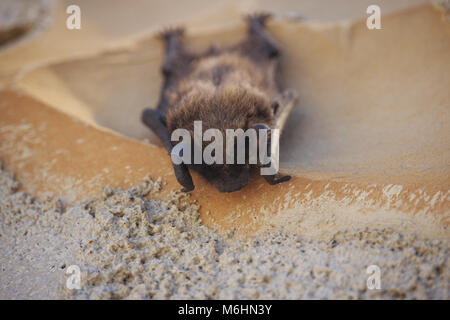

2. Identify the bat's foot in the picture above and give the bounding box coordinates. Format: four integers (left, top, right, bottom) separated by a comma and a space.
157, 26, 185, 41
263, 173, 291, 185
245, 12, 272, 27
157, 26, 187, 76
245, 12, 279, 58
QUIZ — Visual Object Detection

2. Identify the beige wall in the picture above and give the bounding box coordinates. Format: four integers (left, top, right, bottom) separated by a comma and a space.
0, 0, 427, 87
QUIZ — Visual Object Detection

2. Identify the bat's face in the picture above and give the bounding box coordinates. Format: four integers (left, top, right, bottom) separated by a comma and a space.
191, 162, 252, 193
166, 88, 275, 192
187, 130, 258, 193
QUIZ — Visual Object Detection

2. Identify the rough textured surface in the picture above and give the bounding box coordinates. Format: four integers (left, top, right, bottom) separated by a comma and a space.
0, 0, 50, 49
0, 163, 91, 299
1, 165, 448, 299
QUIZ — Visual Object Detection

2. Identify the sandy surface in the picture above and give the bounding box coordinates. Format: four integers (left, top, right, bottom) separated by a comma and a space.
0, 1, 449, 299
1, 165, 448, 299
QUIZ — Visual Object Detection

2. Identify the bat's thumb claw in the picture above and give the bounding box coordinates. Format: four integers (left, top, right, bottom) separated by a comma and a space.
181, 185, 195, 193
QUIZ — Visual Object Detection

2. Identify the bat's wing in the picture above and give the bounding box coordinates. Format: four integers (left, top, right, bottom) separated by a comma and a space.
272, 88, 299, 134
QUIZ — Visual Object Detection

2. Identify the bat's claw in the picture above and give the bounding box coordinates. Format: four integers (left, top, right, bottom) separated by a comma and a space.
263, 173, 291, 185
245, 12, 273, 26
157, 26, 185, 41
181, 186, 194, 193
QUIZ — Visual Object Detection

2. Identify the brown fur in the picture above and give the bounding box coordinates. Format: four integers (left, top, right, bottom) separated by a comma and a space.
166, 52, 278, 134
